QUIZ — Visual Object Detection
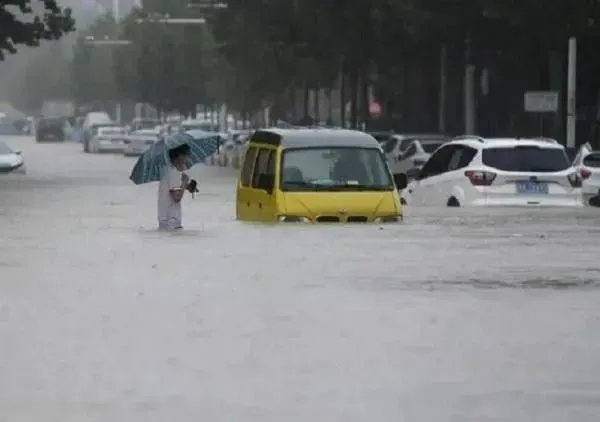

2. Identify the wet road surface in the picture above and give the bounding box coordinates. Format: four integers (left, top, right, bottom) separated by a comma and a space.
1, 136, 600, 421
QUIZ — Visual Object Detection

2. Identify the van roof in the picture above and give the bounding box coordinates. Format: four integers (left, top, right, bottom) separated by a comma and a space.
250, 128, 379, 149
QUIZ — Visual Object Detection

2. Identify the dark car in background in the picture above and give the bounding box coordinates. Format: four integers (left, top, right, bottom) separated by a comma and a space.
36, 117, 66, 142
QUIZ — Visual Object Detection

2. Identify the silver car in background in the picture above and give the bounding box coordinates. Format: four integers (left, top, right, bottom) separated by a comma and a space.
572, 142, 600, 206
123, 128, 161, 156
0, 140, 25, 173
89, 125, 127, 153
386, 136, 449, 175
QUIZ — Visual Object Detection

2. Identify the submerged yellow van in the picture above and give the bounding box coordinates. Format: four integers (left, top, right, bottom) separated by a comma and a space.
235, 128, 408, 222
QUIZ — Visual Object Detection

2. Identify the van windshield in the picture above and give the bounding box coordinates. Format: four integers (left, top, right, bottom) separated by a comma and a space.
280, 147, 393, 191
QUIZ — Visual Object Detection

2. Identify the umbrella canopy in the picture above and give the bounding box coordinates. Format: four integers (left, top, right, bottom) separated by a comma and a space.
129, 132, 219, 185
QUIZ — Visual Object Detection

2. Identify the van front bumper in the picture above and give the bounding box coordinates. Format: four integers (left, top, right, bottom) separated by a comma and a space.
277, 215, 401, 223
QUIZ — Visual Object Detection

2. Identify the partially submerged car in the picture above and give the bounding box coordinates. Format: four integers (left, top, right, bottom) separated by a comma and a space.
572, 142, 600, 206
401, 136, 583, 207
123, 128, 161, 156
235, 128, 407, 222
36, 117, 66, 142
0, 140, 25, 174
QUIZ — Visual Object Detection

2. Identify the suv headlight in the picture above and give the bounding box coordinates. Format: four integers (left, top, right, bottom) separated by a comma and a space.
278, 215, 310, 222
374, 215, 401, 223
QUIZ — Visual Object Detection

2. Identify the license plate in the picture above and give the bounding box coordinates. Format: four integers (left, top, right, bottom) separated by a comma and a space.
516, 182, 548, 194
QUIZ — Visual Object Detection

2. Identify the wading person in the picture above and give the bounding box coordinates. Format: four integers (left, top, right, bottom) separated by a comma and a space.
157, 144, 190, 229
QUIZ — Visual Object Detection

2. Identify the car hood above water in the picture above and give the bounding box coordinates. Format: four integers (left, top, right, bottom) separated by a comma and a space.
282, 191, 398, 217
0, 153, 23, 168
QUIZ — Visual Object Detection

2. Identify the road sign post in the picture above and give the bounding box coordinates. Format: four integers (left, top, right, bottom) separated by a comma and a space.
524, 91, 559, 136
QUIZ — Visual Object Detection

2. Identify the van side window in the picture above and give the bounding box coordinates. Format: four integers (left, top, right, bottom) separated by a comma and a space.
240, 147, 258, 186
252, 148, 274, 188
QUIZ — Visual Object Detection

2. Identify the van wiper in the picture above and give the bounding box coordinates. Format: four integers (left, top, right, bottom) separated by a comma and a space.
337, 183, 392, 190
282, 181, 392, 191
282, 181, 323, 190
282, 181, 351, 191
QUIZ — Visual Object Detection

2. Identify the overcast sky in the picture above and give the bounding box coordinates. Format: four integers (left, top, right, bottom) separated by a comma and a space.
0, 0, 137, 98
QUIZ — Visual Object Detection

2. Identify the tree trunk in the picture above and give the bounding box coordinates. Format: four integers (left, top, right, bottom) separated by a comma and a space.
302, 83, 310, 119
349, 65, 359, 129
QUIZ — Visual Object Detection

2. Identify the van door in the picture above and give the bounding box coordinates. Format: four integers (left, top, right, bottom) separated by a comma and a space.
250, 147, 277, 221
236, 146, 258, 220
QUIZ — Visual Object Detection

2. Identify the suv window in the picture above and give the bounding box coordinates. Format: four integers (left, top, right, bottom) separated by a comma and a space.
419, 145, 456, 179
583, 153, 600, 167
240, 147, 257, 186
482, 146, 570, 172
421, 141, 446, 153
38, 118, 62, 128
447, 146, 477, 171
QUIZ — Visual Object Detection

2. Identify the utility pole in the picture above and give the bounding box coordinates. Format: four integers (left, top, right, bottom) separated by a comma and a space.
464, 32, 476, 134
566, 37, 576, 149
113, 0, 122, 123
438, 43, 447, 132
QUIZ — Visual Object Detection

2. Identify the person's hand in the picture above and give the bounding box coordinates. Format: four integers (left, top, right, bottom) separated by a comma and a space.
181, 173, 190, 184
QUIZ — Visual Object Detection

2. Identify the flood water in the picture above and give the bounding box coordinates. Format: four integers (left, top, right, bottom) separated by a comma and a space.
1, 136, 600, 421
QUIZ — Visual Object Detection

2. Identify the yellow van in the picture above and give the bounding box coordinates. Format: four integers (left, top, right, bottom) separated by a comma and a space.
235, 128, 408, 222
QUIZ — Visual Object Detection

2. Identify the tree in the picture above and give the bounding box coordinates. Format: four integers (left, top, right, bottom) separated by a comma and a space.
112, 0, 217, 114
71, 13, 121, 105
0, 0, 75, 60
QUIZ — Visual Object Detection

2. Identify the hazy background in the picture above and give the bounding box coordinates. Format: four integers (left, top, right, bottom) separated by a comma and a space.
0, 0, 135, 104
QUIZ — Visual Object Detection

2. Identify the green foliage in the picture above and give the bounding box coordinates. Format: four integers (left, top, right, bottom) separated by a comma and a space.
0, 0, 75, 60
68, 0, 219, 112
49, 0, 600, 126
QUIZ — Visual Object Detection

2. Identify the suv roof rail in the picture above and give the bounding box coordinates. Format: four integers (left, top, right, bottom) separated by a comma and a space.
452, 135, 485, 143
532, 136, 559, 144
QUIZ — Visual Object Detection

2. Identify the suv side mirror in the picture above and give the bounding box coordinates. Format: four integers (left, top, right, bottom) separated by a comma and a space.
257, 173, 274, 193
393, 173, 407, 189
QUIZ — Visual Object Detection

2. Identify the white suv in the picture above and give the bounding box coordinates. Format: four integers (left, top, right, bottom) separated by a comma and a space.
401, 136, 583, 207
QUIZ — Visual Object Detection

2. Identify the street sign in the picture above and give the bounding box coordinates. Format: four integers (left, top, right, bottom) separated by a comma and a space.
524, 91, 559, 112
369, 101, 382, 117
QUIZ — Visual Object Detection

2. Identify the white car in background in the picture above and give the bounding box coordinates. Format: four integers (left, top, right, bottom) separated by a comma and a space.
180, 119, 219, 132
401, 136, 583, 207
89, 126, 127, 153
123, 128, 161, 156
0, 140, 25, 174
572, 142, 600, 206
382, 133, 447, 166
219, 130, 249, 167
388, 137, 449, 175
129, 118, 161, 132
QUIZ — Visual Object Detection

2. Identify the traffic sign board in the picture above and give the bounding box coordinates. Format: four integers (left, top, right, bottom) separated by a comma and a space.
524, 91, 559, 112
369, 101, 382, 117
